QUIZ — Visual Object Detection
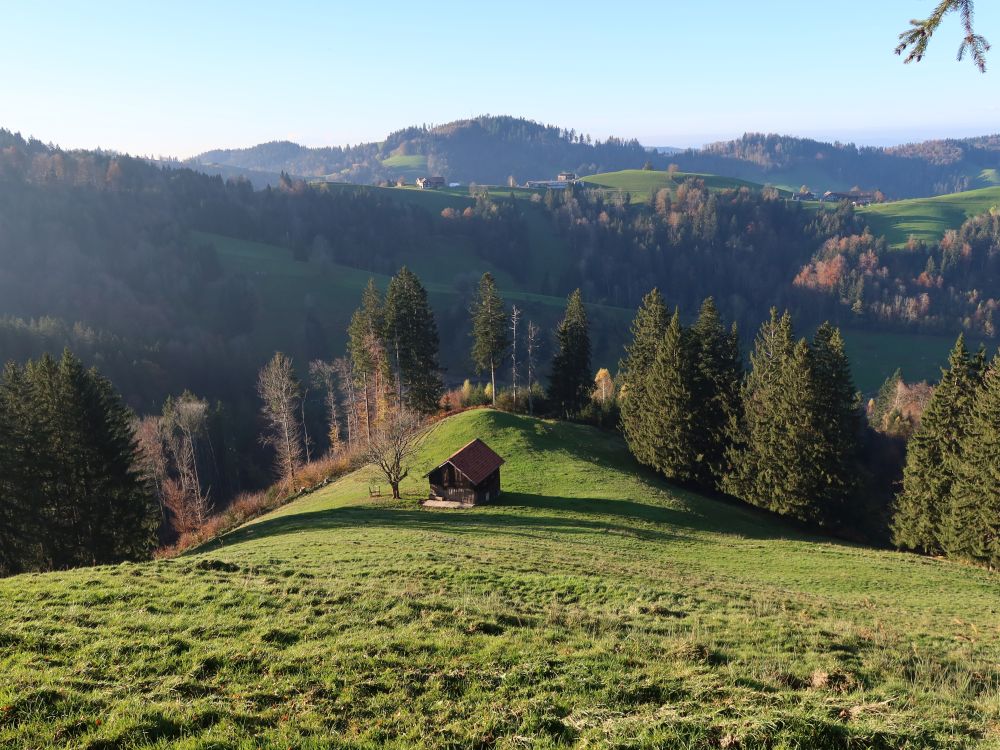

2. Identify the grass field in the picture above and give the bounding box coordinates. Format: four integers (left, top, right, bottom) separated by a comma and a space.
839, 328, 990, 392
202, 231, 632, 382
580, 170, 789, 202
2, 409, 999, 748
860, 187, 1000, 248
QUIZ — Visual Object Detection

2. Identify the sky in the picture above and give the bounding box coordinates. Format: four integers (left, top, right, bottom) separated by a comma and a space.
1, 1, 998, 157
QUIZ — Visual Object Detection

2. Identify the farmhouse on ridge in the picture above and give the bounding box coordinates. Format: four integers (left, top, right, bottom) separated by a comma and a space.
415, 175, 445, 189
424, 438, 504, 506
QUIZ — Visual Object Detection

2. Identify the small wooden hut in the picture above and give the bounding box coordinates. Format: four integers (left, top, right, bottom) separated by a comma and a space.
425, 438, 504, 506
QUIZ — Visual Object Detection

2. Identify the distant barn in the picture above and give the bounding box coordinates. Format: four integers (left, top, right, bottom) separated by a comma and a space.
425, 439, 504, 506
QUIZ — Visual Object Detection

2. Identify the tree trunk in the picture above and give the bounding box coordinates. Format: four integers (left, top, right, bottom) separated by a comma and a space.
490, 361, 496, 406
391, 481, 400, 499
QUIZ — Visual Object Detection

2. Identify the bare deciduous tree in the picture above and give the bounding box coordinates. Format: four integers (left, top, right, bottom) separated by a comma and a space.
310, 359, 343, 455
361, 407, 427, 499
163, 392, 212, 527
333, 357, 358, 450
258, 352, 305, 485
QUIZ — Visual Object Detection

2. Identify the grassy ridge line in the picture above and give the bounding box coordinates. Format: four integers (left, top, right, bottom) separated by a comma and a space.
860, 186, 1000, 248
580, 169, 790, 202
1, 409, 998, 748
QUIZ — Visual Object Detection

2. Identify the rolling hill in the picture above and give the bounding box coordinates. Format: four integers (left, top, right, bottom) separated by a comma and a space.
2, 409, 998, 748
859, 186, 1000, 248
190, 119, 1000, 199
580, 169, 787, 201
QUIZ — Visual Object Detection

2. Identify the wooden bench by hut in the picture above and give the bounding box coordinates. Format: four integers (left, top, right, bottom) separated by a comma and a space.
424, 438, 504, 507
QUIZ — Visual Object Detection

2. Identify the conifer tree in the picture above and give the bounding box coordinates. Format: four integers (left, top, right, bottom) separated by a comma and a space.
724, 310, 827, 522
619, 288, 668, 467
646, 310, 698, 482
945, 354, 1000, 566
689, 297, 742, 488
385, 267, 443, 413
549, 289, 592, 417
809, 323, 862, 522
892, 335, 982, 554
0, 350, 157, 574
470, 272, 508, 406
723, 309, 795, 506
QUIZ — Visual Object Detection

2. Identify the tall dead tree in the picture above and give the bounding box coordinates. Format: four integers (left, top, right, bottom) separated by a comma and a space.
510, 304, 522, 408
257, 352, 305, 485
526, 320, 540, 415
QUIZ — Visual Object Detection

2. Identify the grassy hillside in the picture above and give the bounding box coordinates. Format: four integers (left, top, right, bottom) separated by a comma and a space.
203, 231, 632, 381
860, 187, 1000, 248
2, 409, 998, 748
580, 169, 787, 202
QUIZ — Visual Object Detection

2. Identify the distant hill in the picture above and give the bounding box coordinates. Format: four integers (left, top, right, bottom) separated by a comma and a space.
859, 185, 1000, 247
192, 116, 653, 186
669, 133, 1000, 199
191, 118, 1000, 199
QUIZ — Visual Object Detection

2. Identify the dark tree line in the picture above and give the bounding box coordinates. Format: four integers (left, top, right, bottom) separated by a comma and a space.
892, 335, 1000, 566
0, 351, 159, 576
620, 292, 867, 531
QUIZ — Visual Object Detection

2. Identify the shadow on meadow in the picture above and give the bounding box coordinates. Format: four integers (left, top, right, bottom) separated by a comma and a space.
208, 490, 822, 553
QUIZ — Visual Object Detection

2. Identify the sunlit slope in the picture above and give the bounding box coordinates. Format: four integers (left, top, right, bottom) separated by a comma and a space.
860, 186, 1000, 247
580, 169, 788, 201
2, 409, 998, 748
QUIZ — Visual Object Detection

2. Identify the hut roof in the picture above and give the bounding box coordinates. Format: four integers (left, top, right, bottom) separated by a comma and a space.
426, 438, 504, 486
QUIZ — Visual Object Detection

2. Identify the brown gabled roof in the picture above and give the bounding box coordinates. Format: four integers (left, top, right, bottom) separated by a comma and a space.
426, 438, 504, 486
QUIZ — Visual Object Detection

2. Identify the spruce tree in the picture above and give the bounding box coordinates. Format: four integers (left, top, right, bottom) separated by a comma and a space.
771, 339, 828, 523
0, 351, 157, 573
724, 310, 828, 522
549, 289, 592, 418
689, 298, 742, 489
619, 288, 668, 468
470, 272, 509, 406
723, 309, 795, 507
945, 354, 1000, 566
385, 267, 443, 413
347, 279, 387, 377
810, 323, 862, 524
646, 310, 698, 482
892, 335, 982, 554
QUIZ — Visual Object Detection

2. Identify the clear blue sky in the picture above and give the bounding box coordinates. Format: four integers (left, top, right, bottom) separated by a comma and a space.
2, 1, 997, 157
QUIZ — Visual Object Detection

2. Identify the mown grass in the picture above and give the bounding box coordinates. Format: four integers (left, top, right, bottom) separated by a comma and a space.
2, 410, 999, 748
860, 187, 1000, 248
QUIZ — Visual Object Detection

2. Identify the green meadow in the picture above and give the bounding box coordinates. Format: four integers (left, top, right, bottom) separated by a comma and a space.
580, 170, 789, 202
2, 409, 999, 748
859, 187, 1000, 248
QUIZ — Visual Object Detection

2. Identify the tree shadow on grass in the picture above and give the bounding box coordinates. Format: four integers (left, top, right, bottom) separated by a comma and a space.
207, 489, 835, 554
